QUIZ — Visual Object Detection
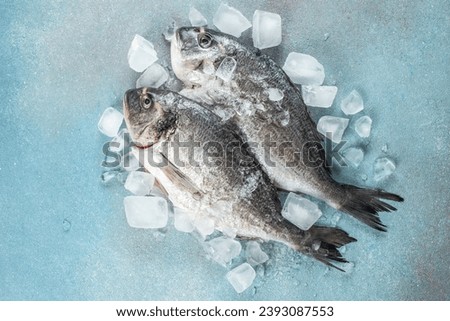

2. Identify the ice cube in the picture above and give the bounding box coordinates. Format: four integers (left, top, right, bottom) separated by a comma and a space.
213, 3, 251, 38
373, 157, 396, 181
226, 263, 256, 293
354, 115, 372, 138
101, 171, 117, 184
194, 216, 215, 238
98, 107, 123, 137
252, 10, 282, 49
124, 171, 155, 196
341, 90, 364, 115
267, 88, 284, 101
207, 236, 242, 266
317, 116, 349, 143
282, 52, 325, 85
246, 241, 269, 266
302, 85, 338, 108
127, 35, 158, 72
202, 60, 215, 75
342, 147, 364, 167
189, 7, 208, 27
329, 212, 342, 227
123, 196, 168, 229
110, 128, 129, 153
136, 63, 169, 89
173, 208, 195, 233
221, 227, 237, 239
216, 57, 237, 82
281, 193, 322, 230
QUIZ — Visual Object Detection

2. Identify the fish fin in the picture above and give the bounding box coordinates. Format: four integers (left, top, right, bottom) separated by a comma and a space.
298, 226, 356, 272
338, 184, 404, 231
159, 153, 204, 199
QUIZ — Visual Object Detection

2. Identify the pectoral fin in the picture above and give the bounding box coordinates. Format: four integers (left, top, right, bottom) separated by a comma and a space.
159, 153, 204, 200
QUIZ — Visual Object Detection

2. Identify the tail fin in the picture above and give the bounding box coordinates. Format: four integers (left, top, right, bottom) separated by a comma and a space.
297, 226, 357, 272
339, 184, 404, 232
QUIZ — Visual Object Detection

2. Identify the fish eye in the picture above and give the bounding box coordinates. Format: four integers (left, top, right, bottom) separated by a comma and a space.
198, 33, 213, 49
142, 95, 153, 109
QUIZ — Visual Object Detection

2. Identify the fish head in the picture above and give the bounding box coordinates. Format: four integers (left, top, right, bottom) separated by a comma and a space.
171, 27, 240, 84
123, 87, 177, 149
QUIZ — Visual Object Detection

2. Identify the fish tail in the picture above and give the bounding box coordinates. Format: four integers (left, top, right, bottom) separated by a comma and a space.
338, 184, 404, 232
295, 226, 356, 272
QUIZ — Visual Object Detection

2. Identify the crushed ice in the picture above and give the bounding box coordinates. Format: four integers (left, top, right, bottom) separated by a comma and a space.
189, 7, 208, 27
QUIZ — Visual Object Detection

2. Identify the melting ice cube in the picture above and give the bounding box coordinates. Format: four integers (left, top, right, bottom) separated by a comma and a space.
124, 171, 155, 196
226, 263, 256, 293
374, 157, 396, 181
194, 216, 215, 239
342, 147, 364, 167
213, 3, 251, 38
341, 90, 364, 115
110, 128, 128, 153
267, 88, 284, 101
136, 63, 169, 89
100, 171, 117, 184
354, 115, 372, 138
216, 57, 237, 82
281, 193, 322, 230
127, 35, 158, 72
189, 7, 208, 26
173, 208, 195, 233
246, 241, 269, 266
302, 85, 338, 108
317, 116, 349, 144
282, 52, 325, 85
207, 236, 242, 266
252, 10, 282, 49
98, 107, 123, 137
123, 196, 168, 229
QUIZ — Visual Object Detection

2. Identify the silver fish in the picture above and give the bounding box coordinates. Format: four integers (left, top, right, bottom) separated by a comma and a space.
171, 27, 404, 231
123, 87, 355, 270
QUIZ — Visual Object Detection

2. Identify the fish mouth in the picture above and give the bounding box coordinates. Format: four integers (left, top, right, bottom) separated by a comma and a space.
122, 89, 132, 119
174, 28, 182, 48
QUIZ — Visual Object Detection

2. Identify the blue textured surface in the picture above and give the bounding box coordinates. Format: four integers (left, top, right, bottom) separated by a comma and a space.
0, 0, 449, 300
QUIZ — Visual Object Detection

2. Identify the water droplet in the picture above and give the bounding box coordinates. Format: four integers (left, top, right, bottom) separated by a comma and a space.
63, 219, 71, 232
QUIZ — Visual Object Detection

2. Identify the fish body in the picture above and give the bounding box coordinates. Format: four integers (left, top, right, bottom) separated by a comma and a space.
123, 88, 355, 269
171, 27, 403, 231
